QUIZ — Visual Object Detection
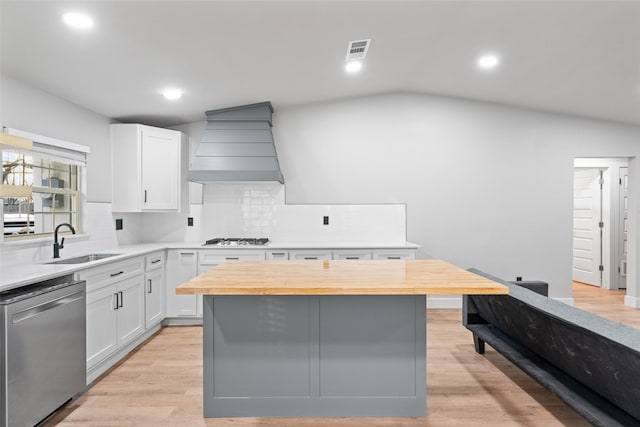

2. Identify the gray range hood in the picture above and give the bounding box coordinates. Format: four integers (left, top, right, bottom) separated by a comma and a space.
187, 102, 284, 184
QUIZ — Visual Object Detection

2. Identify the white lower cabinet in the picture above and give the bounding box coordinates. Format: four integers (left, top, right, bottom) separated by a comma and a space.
145, 269, 164, 327
81, 254, 160, 384
86, 285, 118, 369
86, 274, 145, 370
115, 276, 146, 346
165, 250, 199, 317
144, 252, 165, 328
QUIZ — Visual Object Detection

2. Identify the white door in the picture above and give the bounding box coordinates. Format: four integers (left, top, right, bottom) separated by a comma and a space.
573, 168, 603, 286
619, 167, 629, 289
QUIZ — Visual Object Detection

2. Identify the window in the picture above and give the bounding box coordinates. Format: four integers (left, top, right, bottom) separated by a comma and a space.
1, 129, 87, 241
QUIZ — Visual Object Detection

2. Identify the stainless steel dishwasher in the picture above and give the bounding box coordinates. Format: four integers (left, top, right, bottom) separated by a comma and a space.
1, 274, 86, 427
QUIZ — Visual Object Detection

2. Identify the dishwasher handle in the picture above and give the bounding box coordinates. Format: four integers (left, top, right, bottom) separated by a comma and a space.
12, 290, 84, 324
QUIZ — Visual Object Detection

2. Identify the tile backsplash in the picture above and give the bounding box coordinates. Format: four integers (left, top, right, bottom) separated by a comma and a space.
142, 183, 407, 244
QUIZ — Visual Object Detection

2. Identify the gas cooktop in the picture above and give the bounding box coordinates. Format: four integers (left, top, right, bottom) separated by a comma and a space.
203, 238, 270, 246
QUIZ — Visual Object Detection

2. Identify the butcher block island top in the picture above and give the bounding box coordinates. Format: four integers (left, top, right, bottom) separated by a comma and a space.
176, 259, 509, 295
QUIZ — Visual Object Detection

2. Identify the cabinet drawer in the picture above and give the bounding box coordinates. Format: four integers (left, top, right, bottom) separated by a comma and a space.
266, 250, 289, 260
77, 257, 144, 292
199, 250, 265, 265
145, 251, 165, 272
333, 250, 373, 260
371, 251, 415, 260
289, 250, 333, 261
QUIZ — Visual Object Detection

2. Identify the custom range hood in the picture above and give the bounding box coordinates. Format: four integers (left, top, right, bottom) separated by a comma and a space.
187, 102, 284, 183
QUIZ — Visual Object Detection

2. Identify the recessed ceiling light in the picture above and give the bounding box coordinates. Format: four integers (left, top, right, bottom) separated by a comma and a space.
62, 12, 94, 30
477, 54, 500, 70
162, 89, 183, 100
345, 61, 363, 74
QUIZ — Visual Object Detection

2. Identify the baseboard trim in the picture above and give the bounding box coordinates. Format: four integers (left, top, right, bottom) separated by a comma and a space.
624, 295, 640, 308
162, 317, 203, 326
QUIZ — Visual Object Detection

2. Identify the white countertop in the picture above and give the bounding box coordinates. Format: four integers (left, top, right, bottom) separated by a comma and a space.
0, 243, 165, 292
0, 241, 420, 292
172, 241, 420, 250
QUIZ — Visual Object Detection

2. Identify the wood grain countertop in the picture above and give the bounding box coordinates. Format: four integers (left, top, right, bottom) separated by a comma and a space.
176, 259, 509, 296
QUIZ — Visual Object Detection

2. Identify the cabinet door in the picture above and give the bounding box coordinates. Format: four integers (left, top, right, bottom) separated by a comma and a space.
141, 127, 180, 210
86, 285, 118, 370
145, 270, 164, 328
165, 250, 199, 317
116, 276, 145, 347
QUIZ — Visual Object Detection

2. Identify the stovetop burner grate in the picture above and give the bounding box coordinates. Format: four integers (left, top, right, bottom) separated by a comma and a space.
204, 237, 270, 246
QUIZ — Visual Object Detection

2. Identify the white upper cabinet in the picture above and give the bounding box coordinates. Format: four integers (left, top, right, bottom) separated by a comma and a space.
111, 124, 188, 212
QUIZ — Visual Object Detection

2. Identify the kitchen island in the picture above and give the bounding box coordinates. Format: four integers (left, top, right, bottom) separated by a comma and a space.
176, 259, 508, 418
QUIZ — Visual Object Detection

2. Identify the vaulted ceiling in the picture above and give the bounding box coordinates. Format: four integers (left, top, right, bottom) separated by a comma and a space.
2, 1, 639, 127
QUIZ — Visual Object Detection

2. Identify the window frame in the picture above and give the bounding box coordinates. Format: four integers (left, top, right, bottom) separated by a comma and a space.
1, 128, 89, 245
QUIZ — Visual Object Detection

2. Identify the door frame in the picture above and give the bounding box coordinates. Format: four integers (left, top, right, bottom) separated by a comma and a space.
574, 158, 629, 290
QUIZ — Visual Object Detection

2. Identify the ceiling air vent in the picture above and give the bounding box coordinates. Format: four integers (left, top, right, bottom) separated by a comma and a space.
345, 39, 371, 61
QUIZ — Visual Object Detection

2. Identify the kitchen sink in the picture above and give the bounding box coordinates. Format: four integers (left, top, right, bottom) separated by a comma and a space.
47, 253, 122, 264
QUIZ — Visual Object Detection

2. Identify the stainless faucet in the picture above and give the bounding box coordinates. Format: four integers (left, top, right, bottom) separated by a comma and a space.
53, 223, 76, 258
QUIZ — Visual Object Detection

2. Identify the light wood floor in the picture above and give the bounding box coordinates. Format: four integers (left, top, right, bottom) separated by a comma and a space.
44, 283, 637, 427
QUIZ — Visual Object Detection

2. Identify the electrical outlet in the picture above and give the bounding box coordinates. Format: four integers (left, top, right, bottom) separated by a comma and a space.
188, 217, 194, 227
115, 218, 123, 230
323, 216, 329, 225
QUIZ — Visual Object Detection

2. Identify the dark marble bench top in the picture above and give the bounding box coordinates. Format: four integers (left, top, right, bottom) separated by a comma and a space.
465, 268, 640, 424
469, 268, 640, 350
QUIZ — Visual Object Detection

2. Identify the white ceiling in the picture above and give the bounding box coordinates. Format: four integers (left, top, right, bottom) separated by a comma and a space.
2, 1, 640, 128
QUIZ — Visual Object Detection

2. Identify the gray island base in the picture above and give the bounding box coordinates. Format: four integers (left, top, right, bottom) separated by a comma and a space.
203, 295, 427, 417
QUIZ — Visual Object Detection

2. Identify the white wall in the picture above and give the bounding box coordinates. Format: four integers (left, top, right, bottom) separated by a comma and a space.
272, 93, 640, 300
0, 74, 112, 202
